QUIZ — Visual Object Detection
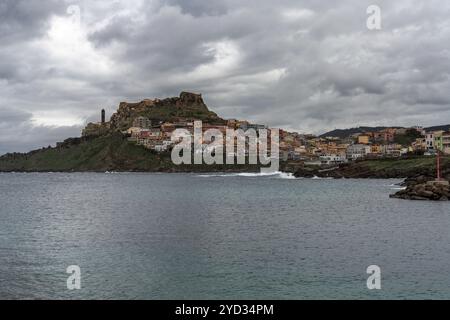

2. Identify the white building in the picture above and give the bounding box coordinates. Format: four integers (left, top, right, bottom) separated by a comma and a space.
154, 144, 169, 152
320, 155, 347, 165
346, 144, 371, 160
443, 132, 450, 155
127, 127, 147, 136
425, 132, 436, 150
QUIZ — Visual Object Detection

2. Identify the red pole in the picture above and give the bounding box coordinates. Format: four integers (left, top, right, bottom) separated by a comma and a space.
437, 151, 441, 181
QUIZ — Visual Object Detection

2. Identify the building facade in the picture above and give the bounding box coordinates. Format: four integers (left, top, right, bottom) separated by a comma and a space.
133, 116, 151, 129
346, 144, 371, 160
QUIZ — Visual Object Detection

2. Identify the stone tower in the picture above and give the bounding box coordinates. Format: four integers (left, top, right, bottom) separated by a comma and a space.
101, 109, 106, 124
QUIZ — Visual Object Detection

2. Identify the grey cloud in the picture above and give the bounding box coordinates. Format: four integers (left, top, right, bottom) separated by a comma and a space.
0, 107, 81, 154
0, 124, 82, 155
2, 0, 450, 153
0, 0, 65, 43
0, 108, 32, 126
165, 0, 228, 17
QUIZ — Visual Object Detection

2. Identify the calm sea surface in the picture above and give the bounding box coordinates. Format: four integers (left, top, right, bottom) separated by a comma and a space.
0, 172, 450, 299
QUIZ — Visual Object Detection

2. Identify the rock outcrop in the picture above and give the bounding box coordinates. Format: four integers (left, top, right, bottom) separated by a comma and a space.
293, 160, 450, 180
80, 92, 225, 137
399, 174, 435, 186
108, 91, 224, 132
82, 122, 110, 138
390, 181, 450, 201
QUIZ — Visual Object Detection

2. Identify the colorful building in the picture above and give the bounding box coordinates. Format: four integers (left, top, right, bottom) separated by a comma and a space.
442, 132, 450, 154
434, 131, 445, 152
357, 135, 370, 144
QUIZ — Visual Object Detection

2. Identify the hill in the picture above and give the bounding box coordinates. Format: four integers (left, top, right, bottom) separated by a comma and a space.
0, 133, 259, 172
423, 124, 450, 132
0, 92, 259, 172
0, 133, 169, 172
321, 124, 450, 138
294, 156, 450, 180
319, 126, 398, 138
109, 91, 225, 132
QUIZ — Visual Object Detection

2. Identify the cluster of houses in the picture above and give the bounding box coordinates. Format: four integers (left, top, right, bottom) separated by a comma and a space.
125, 116, 450, 166
125, 116, 309, 159
316, 127, 450, 165
126, 117, 178, 152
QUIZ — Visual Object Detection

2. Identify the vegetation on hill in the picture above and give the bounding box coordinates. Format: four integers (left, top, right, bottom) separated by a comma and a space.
319, 126, 399, 138
294, 156, 450, 179
320, 125, 450, 139
0, 133, 262, 172
0, 133, 167, 172
0, 92, 235, 172
108, 92, 225, 133
1, 91, 449, 176
393, 129, 422, 146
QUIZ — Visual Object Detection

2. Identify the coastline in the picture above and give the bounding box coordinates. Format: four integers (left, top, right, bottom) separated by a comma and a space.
1, 133, 449, 192
1, 154, 448, 179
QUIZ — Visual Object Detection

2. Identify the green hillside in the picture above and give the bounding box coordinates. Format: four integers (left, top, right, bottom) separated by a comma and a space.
0, 133, 262, 172
0, 92, 265, 173
0, 133, 170, 172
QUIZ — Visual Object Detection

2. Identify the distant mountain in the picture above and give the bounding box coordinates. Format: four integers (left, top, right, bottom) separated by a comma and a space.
424, 124, 450, 132
320, 126, 399, 138
321, 124, 450, 138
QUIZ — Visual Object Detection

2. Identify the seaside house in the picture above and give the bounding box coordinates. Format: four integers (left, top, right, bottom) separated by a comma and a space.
320, 155, 347, 165
357, 135, 371, 144
127, 127, 145, 135
370, 144, 383, 154
372, 128, 396, 142
425, 132, 436, 151
132, 116, 151, 129
433, 131, 445, 152
442, 132, 450, 154
412, 138, 426, 152
346, 144, 371, 160
383, 144, 403, 157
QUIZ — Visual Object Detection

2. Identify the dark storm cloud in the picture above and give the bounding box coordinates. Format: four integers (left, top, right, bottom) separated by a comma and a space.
0, 0, 65, 43
0, 108, 32, 125
165, 0, 228, 17
0, 107, 81, 155
1, 0, 450, 154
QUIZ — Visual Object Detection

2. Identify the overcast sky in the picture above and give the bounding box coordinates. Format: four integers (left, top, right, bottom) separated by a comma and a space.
1, 0, 450, 154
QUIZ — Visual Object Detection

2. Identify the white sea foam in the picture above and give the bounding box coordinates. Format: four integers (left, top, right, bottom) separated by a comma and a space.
197, 171, 297, 179
311, 175, 333, 180
390, 186, 407, 190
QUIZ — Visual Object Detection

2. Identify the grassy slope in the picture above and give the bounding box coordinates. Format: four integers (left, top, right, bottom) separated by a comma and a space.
0, 134, 169, 172
0, 133, 262, 172
295, 156, 450, 179
340, 156, 450, 178
361, 157, 448, 171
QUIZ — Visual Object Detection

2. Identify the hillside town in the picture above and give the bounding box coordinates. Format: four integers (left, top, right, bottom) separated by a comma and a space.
85, 109, 450, 166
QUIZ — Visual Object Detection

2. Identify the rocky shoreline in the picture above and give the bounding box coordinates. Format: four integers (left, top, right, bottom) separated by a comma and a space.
390, 181, 450, 201
292, 160, 450, 201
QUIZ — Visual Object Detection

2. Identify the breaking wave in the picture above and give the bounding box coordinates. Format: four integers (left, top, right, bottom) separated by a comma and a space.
197, 171, 297, 179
